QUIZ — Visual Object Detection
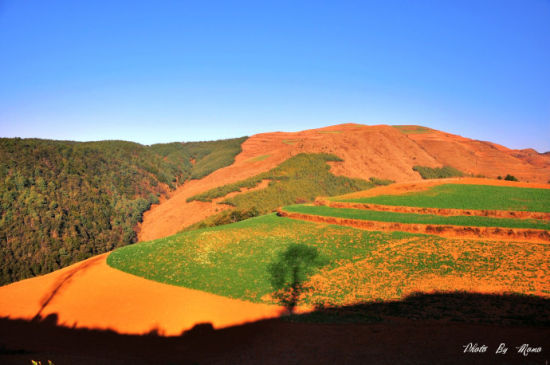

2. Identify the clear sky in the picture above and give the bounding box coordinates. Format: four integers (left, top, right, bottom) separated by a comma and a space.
1, 0, 549, 151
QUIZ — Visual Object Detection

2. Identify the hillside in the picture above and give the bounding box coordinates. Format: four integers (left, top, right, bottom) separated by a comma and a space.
139, 123, 550, 241
1, 136, 548, 364
0, 137, 246, 285
2, 123, 549, 284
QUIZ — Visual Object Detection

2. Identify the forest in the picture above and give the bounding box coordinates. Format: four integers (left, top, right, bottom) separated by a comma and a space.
0, 137, 246, 285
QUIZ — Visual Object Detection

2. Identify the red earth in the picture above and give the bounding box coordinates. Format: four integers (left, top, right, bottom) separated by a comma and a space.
0, 254, 284, 336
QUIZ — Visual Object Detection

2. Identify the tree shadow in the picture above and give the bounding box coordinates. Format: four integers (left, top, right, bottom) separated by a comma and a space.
268, 243, 325, 314
0, 292, 548, 364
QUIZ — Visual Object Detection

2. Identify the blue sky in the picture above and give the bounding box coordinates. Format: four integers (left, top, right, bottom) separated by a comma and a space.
1, 0, 549, 151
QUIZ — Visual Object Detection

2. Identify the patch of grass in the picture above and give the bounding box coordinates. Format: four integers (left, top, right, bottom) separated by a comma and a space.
392, 125, 432, 134
107, 213, 549, 307
282, 139, 299, 145
283, 205, 550, 230
317, 130, 342, 134
413, 165, 464, 179
246, 154, 270, 162
186, 154, 374, 217
339, 184, 550, 212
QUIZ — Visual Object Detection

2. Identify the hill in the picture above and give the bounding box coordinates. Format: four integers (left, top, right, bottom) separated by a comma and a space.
2, 123, 550, 283
139, 123, 550, 240
0, 145, 548, 364
0, 137, 246, 285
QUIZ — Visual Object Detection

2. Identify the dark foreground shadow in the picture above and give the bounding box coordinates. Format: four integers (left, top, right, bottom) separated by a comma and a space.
1, 292, 549, 365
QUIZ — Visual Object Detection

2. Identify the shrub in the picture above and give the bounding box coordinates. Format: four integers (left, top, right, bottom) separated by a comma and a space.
413, 165, 464, 179
369, 177, 394, 186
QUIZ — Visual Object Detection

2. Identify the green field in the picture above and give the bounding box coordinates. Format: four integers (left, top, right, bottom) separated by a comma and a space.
283, 205, 550, 230
107, 213, 549, 306
185, 153, 384, 229
108, 214, 405, 303
338, 184, 550, 213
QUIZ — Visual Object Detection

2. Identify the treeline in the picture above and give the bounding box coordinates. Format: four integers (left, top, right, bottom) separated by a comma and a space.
413, 165, 464, 179
0, 137, 246, 285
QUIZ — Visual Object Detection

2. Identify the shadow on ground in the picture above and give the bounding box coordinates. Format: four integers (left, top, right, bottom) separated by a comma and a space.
1, 292, 548, 364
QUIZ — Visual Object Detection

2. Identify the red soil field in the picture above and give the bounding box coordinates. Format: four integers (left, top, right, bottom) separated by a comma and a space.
0, 254, 283, 336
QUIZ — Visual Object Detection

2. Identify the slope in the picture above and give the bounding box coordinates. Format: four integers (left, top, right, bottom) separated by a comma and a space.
0, 254, 282, 336
139, 124, 550, 240
0, 137, 246, 285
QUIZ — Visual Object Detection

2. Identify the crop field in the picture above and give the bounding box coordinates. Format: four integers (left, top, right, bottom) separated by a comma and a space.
282, 205, 550, 230
337, 183, 550, 212
107, 214, 549, 307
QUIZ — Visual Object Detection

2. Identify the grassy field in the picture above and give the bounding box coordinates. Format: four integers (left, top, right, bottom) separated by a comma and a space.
184, 154, 385, 229
107, 214, 549, 306
283, 205, 550, 230
108, 214, 404, 303
338, 184, 550, 212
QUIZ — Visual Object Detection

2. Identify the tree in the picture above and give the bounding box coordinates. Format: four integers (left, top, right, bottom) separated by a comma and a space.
268, 243, 324, 313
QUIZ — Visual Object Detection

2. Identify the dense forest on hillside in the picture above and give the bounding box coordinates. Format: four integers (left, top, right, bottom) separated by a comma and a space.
0, 137, 246, 285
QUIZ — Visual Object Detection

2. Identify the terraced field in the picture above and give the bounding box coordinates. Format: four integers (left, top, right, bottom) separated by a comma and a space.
108, 213, 549, 309
281, 183, 549, 242
283, 205, 550, 230
336, 183, 550, 212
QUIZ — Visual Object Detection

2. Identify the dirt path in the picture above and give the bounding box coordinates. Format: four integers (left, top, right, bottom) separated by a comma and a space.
0, 254, 283, 336
315, 198, 550, 220
278, 209, 550, 243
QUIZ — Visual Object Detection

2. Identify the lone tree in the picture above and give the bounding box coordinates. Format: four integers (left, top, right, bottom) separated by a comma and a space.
268, 243, 323, 313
